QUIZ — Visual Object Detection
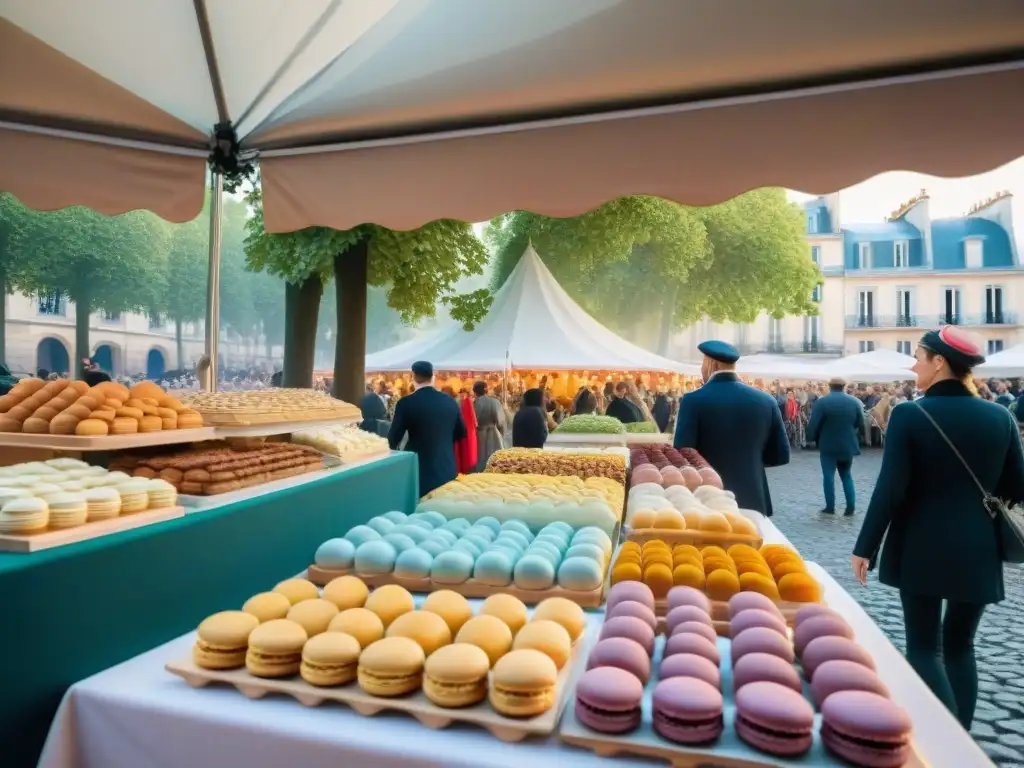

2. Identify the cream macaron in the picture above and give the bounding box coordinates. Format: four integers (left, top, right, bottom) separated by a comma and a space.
146, 478, 178, 509
0, 497, 49, 533
84, 486, 122, 521
45, 458, 90, 471
47, 492, 88, 529
116, 480, 150, 513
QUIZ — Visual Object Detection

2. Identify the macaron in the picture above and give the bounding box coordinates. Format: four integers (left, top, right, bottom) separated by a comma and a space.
344, 525, 382, 547
812, 660, 891, 708
667, 586, 712, 614
479, 594, 528, 636
382, 532, 417, 554
242, 591, 293, 623
731, 626, 795, 665
659, 653, 722, 689
385, 609, 452, 656
732, 652, 802, 694
46, 492, 87, 528
794, 614, 854, 657
431, 550, 475, 585
423, 643, 490, 708
193, 610, 259, 669
489, 649, 558, 717
83, 486, 121, 521
393, 547, 433, 579
273, 578, 320, 605
652, 677, 725, 745
245, 619, 308, 677
586, 637, 651, 684
286, 598, 340, 637
557, 557, 604, 591
820, 691, 912, 767
395, 525, 429, 544
381, 510, 408, 524
500, 519, 532, 538
513, 554, 556, 590
357, 636, 426, 697
600, 616, 655, 657
801, 635, 877, 680
728, 591, 784, 619
605, 600, 657, 632
513, 620, 573, 669
322, 575, 369, 611
354, 540, 398, 575
315, 536, 357, 569
327, 607, 385, 649
300, 631, 361, 686
730, 608, 789, 638
666, 605, 714, 634
606, 581, 655, 613
366, 516, 396, 536
670, 621, 718, 646
532, 597, 586, 643
663, 632, 721, 667
575, 666, 644, 734
472, 515, 501, 535
364, 584, 415, 628
473, 549, 515, 587
456, 614, 513, 666
794, 603, 841, 627
735, 681, 814, 757
565, 542, 604, 562
421, 590, 474, 635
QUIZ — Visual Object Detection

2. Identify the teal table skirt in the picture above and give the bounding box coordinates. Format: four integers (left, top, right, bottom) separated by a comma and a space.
0, 451, 418, 768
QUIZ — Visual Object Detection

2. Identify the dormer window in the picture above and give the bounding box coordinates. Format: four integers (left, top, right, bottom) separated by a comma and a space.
894, 241, 909, 268
857, 242, 872, 269
965, 239, 983, 269
807, 211, 818, 234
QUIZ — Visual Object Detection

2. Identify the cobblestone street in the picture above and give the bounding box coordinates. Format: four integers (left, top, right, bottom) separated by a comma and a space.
767, 448, 1024, 766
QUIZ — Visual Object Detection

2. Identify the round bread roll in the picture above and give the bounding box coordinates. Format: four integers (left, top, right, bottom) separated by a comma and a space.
76, 418, 109, 436
22, 417, 51, 434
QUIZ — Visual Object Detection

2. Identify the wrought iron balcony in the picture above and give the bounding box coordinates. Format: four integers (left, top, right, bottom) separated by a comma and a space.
845, 314, 922, 329
845, 312, 1019, 329
740, 341, 843, 355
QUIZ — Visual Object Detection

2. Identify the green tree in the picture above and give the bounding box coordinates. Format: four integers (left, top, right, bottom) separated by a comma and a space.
162, 209, 208, 369
18, 206, 170, 376
0, 193, 42, 364
244, 185, 489, 401
486, 191, 819, 354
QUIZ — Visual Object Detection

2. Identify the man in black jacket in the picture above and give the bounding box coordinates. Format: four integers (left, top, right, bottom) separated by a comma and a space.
605, 381, 642, 424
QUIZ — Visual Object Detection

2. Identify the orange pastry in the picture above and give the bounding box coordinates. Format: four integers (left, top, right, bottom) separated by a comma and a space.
105, 398, 125, 409
177, 410, 203, 428
68, 380, 90, 395
74, 396, 100, 411
727, 544, 761, 561
22, 417, 51, 433
700, 546, 728, 560
128, 399, 158, 416
32, 405, 59, 421
611, 562, 642, 584
111, 416, 138, 435
759, 544, 787, 559
139, 415, 163, 433
643, 563, 673, 598
705, 569, 741, 601
616, 553, 642, 568
89, 410, 116, 423
673, 553, 703, 570
64, 404, 92, 420
641, 540, 670, 553
736, 560, 773, 579
772, 560, 807, 581
75, 418, 109, 436
620, 541, 641, 553
115, 406, 144, 421
130, 381, 165, 400
673, 544, 702, 559
703, 557, 737, 576
672, 563, 706, 589
699, 511, 732, 532
739, 572, 781, 600
8, 405, 33, 422
729, 515, 759, 537
0, 416, 22, 432
49, 414, 80, 435
630, 509, 656, 528
653, 509, 684, 529
644, 554, 674, 573
15, 378, 46, 395
778, 572, 822, 603
161, 416, 178, 430
680, 509, 704, 529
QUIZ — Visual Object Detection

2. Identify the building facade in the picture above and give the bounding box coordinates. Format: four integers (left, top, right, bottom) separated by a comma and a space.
671, 190, 1023, 360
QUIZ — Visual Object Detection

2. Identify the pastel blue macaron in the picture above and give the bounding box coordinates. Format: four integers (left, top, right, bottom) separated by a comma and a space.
431, 550, 475, 585
366, 517, 396, 536
428, 529, 459, 546
467, 525, 496, 542
545, 521, 575, 536
419, 511, 448, 528
513, 554, 556, 590
461, 532, 493, 551
394, 547, 433, 579
381, 510, 408, 525
405, 515, 436, 531
314, 538, 355, 569
417, 538, 448, 557
452, 538, 483, 558
572, 526, 612, 550
496, 530, 530, 550
501, 520, 533, 539
382, 532, 418, 553
473, 549, 514, 587
442, 518, 472, 535
354, 540, 397, 575
534, 533, 569, 553
473, 516, 502, 536
565, 542, 605, 563
557, 556, 604, 591
525, 541, 562, 567
487, 541, 524, 559
394, 525, 429, 544
344, 525, 381, 548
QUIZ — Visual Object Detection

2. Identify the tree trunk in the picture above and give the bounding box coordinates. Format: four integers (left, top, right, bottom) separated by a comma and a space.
657, 286, 679, 357
332, 241, 368, 404
74, 282, 91, 378
175, 318, 185, 369
283, 276, 322, 388
0, 268, 7, 365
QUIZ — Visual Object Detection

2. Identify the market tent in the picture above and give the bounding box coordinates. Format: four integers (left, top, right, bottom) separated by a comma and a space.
2, 2, 1023, 231
365, 244, 699, 374
975, 345, 1024, 378
736, 355, 819, 380
822, 350, 916, 382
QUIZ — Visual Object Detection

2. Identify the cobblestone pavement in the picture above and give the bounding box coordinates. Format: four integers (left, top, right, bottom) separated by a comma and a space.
767, 448, 1024, 766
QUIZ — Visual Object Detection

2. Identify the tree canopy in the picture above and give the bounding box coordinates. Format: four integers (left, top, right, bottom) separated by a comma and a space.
485, 191, 820, 349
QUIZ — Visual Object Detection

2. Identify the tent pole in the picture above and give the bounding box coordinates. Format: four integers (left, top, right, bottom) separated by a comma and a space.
203, 171, 224, 391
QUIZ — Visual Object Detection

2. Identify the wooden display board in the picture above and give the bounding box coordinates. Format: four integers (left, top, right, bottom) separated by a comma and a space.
0, 428, 216, 452
306, 566, 606, 608
0, 505, 185, 553
212, 417, 359, 439
166, 627, 594, 743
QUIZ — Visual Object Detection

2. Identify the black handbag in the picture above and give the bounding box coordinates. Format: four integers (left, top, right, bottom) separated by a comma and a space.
913, 403, 1024, 564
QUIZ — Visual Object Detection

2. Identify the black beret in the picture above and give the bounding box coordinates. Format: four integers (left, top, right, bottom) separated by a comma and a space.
411, 360, 434, 378
697, 340, 740, 364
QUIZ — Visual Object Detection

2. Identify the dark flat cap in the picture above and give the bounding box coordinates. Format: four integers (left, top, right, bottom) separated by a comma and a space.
411, 360, 434, 378
919, 327, 985, 369
697, 340, 740, 364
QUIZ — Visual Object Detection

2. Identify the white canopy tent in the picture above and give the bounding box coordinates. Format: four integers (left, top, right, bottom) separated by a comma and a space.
821, 349, 916, 382
735, 354, 819, 380
975, 345, 1024, 378
366, 244, 699, 374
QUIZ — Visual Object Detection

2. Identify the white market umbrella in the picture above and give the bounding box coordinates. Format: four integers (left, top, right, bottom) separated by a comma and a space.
975, 344, 1024, 378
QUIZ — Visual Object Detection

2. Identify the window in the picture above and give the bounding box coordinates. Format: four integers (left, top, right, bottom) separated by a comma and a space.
985, 286, 1004, 324
943, 288, 961, 325
768, 318, 783, 352
896, 288, 914, 326
37, 291, 66, 316
894, 241, 909, 268
856, 289, 875, 326
857, 242, 872, 269
988, 339, 1005, 354
803, 315, 821, 351
859, 340, 876, 353
810, 246, 821, 265
965, 239, 983, 269
149, 312, 164, 329
812, 283, 822, 302
101, 309, 121, 323
897, 340, 912, 355
808, 212, 818, 234
735, 324, 748, 348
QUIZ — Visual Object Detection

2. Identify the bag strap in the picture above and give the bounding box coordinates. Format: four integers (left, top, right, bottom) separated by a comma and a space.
911, 402, 992, 504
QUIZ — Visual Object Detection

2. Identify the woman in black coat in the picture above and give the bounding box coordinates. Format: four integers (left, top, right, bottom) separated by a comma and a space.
512, 388, 548, 448
852, 327, 1024, 729
651, 393, 671, 433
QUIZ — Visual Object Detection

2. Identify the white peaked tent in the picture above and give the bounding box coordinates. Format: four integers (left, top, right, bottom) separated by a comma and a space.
975, 345, 1024, 378
366, 245, 699, 374
823, 349, 916, 382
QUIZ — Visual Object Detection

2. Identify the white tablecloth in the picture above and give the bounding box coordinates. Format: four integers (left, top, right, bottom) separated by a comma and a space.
39, 563, 990, 768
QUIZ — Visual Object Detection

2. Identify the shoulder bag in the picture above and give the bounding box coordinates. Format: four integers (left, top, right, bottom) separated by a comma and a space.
913, 402, 1024, 563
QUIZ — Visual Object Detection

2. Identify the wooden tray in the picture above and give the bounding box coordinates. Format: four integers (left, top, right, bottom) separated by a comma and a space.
559, 633, 928, 768
0, 428, 216, 452
306, 566, 606, 608
212, 417, 360, 438
166, 626, 595, 743
0, 505, 185, 553
625, 527, 763, 549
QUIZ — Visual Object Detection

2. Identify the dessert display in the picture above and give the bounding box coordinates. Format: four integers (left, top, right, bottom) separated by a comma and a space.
109, 443, 323, 495
180, 388, 359, 426
630, 446, 722, 490
484, 448, 627, 486
626, 482, 761, 545
417, 474, 624, 534
561, 582, 916, 768
553, 415, 626, 434
623, 422, 658, 434
0, 458, 180, 549
610, 540, 822, 611
309, 511, 612, 605
168, 576, 590, 741
0, 378, 203, 436
291, 425, 389, 460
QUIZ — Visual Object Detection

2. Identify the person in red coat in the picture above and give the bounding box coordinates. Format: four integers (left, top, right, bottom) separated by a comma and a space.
455, 391, 479, 474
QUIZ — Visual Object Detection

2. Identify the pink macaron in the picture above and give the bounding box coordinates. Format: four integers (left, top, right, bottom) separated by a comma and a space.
794, 603, 841, 627
812, 660, 890, 708
728, 591, 783, 620
670, 621, 718, 646
732, 652, 802, 694
667, 586, 711, 614
731, 626, 795, 665
659, 652, 722, 689
652, 677, 724, 745
664, 631, 721, 667
801, 635, 876, 680
605, 599, 657, 631
587, 637, 652, 684
600, 615, 656, 656
820, 690, 911, 767
735, 681, 814, 757
606, 581, 656, 613
575, 666, 644, 734
730, 608, 788, 638
666, 604, 714, 634
794, 614, 854, 657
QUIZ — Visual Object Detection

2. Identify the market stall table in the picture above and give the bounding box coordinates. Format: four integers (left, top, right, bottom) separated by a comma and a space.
38, 564, 989, 768
2, 451, 417, 768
